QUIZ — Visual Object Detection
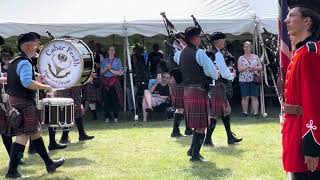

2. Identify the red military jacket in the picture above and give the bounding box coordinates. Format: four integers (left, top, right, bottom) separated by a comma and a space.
282, 36, 320, 172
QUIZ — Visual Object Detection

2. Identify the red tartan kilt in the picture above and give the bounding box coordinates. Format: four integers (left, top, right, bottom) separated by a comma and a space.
0, 108, 8, 134
83, 83, 101, 102
56, 89, 83, 119
7, 97, 41, 136
209, 83, 227, 117
184, 87, 209, 129
170, 85, 184, 109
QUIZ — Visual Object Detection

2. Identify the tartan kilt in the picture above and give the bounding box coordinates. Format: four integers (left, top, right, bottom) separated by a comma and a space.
169, 85, 184, 109
83, 83, 101, 102
208, 82, 227, 117
56, 88, 83, 119
7, 97, 41, 136
184, 86, 209, 129
0, 106, 8, 134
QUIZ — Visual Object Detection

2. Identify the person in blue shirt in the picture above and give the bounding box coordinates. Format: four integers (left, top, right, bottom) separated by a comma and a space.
5, 33, 64, 178
204, 32, 242, 147
100, 45, 124, 123
179, 26, 218, 162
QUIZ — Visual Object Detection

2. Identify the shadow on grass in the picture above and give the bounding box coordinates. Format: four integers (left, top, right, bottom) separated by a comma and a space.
174, 136, 192, 147
212, 145, 245, 157
62, 157, 95, 167
48, 141, 86, 155
186, 161, 232, 179
26, 173, 75, 180
83, 120, 173, 131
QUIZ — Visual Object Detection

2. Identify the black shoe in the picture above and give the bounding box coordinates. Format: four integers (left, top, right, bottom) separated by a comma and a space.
18, 158, 25, 165
241, 113, 248, 118
48, 143, 67, 151
203, 140, 215, 147
187, 149, 204, 160
79, 134, 94, 141
254, 113, 260, 119
171, 131, 183, 138
228, 133, 243, 145
190, 156, 208, 162
185, 128, 193, 136
46, 158, 65, 173
59, 139, 71, 144
5, 171, 23, 179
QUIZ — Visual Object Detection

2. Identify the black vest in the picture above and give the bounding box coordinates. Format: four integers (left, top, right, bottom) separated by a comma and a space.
7, 54, 35, 101
179, 45, 207, 87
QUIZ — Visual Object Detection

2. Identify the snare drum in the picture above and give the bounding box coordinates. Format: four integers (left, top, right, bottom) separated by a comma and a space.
41, 98, 74, 128
38, 39, 94, 89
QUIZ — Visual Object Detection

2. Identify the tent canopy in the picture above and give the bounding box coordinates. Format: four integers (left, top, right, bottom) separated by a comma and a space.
0, 0, 277, 38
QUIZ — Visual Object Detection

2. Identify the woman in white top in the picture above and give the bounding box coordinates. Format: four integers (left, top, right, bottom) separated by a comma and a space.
237, 41, 262, 118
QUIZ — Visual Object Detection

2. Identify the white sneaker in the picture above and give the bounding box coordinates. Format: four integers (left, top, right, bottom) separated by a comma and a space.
114, 118, 118, 123
105, 118, 109, 123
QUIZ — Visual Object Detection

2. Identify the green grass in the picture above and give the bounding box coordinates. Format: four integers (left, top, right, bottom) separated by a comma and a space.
0, 117, 286, 180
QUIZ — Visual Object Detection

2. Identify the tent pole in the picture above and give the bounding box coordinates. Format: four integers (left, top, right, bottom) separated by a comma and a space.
124, 22, 138, 121
254, 21, 266, 118
256, 23, 282, 118
123, 35, 127, 112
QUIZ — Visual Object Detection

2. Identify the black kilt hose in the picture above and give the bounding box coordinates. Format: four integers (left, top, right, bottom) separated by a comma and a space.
169, 85, 184, 109
208, 81, 231, 118
183, 86, 209, 129
7, 97, 41, 136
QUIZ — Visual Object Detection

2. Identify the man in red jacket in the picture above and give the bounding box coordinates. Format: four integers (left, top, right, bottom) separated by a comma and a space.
282, 0, 320, 179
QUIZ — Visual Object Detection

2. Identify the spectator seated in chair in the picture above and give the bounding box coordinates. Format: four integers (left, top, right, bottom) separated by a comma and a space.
142, 72, 170, 122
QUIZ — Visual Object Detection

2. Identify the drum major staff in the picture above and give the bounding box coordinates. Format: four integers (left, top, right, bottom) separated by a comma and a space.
179, 26, 218, 162
4, 33, 64, 179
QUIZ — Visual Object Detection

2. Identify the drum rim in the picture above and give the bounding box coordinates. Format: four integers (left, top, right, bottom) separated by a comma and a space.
41, 97, 74, 105
38, 38, 94, 88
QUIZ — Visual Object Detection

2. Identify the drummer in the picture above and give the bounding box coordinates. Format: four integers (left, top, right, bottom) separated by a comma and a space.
5, 32, 64, 178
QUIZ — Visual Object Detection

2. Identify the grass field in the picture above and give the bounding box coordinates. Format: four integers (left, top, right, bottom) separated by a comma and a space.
0, 116, 286, 180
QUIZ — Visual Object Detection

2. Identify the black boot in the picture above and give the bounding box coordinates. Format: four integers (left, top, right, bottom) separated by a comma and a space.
171, 113, 183, 138
5, 143, 25, 178
222, 115, 243, 145
28, 137, 36, 155
75, 118, 94, 141
190, 131, 207, 162
32, 137, 65, 173
48, 127, 67, 151
2, 134, 12, 156
92, 110, 98, 120
60, 128, 70, 144
184, 118, 193, 136
204, 119, 217, 146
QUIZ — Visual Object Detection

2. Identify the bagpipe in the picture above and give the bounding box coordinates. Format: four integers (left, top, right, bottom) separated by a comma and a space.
160, 12, 184, 70
190, 15, 212, 51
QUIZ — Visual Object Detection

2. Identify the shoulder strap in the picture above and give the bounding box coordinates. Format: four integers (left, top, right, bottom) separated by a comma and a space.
9, 54, 30, 64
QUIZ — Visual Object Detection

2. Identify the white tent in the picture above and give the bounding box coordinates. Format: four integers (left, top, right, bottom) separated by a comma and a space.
0, 0, 279, 119
0, 0, 277, 37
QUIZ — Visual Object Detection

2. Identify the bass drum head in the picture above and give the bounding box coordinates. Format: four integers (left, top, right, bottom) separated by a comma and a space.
38, 39, 94, 89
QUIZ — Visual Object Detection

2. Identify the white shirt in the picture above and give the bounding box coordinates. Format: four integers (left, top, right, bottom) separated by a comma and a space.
214, 47, 235, 81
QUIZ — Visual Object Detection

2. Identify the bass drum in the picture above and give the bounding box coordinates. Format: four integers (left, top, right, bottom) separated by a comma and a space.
38, 38, 94, 89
